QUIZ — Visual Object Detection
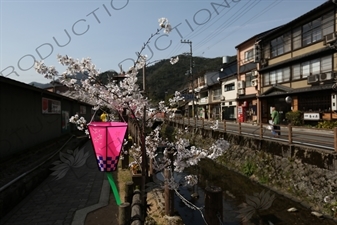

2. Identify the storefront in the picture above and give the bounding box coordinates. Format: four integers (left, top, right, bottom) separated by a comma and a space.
237, 94, 258, 123
221, 101, 236, 121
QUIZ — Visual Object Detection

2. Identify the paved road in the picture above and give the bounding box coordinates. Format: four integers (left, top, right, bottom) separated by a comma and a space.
0, 140, 110, 225
170, 118, 335, 151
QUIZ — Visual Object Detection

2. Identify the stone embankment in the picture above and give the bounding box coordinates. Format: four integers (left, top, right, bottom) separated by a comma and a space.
162, 124, 337, 221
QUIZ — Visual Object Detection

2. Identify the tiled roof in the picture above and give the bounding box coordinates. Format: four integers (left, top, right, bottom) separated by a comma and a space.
235, 26, 282, 48
259, 83, 332, 98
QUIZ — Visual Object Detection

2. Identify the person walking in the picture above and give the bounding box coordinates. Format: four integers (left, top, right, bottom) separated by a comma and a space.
271, 107, 281, 137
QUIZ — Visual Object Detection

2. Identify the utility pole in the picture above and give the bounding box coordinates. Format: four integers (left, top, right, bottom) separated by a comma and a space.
181, 39, 195, 118
143, 63, 146, 92
141, 62, 147, 214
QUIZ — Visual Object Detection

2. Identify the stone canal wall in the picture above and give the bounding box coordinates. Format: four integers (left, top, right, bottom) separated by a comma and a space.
162, 124, 337, 219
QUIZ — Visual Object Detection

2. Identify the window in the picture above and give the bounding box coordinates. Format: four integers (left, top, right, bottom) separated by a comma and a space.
301, 58, 327, 78
263, 44, 270, 59
292, 64, 301, 80
263, 73, 269, 86
200, 92, 208, 98
271, 32, 291, 57
322, 12, 334, 36
224, 83, 235, 92
245, 72, 253, 87
321, 55, 332, 73
263, 67, 290, 86
244, 49, 254, 62
291, 12, 335, 48
284, 32, 291, 52
292, 55, 332, 80
269, 71, 276, 85
273, 11, 335, 55
271, 37, 283, 57
302, 18, 322, 46
302, 61, 310, 78
282, 68, 290, 82
213, 89, 221, 101
292, 27, 302, 50
42, 98, 61, 114
311, 59, 320, 75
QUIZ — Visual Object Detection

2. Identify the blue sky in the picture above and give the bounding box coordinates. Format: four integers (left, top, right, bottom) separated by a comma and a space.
0, 0, 326, 84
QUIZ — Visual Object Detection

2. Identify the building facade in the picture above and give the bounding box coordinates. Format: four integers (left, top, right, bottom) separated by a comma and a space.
0, 76, 93, 161
219, 59, 238, 121
184, 1, 337, 125
257, 0, 337, 124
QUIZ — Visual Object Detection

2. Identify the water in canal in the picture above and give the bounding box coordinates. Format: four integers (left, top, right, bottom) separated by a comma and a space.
156, 159, 337, 225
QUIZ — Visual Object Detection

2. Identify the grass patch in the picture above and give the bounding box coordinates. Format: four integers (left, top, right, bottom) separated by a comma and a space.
116, 158, 132, 201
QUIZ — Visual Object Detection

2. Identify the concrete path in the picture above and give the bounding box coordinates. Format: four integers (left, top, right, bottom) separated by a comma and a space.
0, 141, 110, 225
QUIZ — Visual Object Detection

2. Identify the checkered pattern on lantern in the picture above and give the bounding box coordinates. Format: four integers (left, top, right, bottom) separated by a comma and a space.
96, 155, 119, 172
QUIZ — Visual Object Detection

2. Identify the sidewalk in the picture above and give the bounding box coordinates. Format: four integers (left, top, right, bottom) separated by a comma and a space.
0, 136, 111, 225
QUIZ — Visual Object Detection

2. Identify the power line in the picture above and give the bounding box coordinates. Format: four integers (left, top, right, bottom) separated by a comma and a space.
194, 0, 262, 51
195, 0, 284, 56
166, 0, 285, 60
165, 1, 239, 59
193, 0, 258, 50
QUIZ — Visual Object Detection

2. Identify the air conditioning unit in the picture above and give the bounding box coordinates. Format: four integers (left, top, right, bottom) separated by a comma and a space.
324, 33, 336, 45
307, 74, 319, 84
251, 79, 258, 87
253, 71, 258, 77
238, 89, 245, 95
332, 93, 337, 111
320, 72, 332, 81
237, 80, 245, 89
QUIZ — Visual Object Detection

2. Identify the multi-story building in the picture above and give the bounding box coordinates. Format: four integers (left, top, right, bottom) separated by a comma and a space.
235, 29, 279, 123
219, 58, 237, 121
196, 71, 222, 120
194, 74, 208, 119
257, 0, 337, 124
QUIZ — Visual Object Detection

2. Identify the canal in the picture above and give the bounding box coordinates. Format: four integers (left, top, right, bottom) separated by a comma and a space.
161, 159, 337, 225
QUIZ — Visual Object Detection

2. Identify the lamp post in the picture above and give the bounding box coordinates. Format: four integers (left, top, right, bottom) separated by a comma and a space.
181, 39, 195, 118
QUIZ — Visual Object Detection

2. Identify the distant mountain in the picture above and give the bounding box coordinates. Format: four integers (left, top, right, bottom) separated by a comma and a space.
28, 55, 236, 105
137, 54, 236, 103
29, 81, 52, 89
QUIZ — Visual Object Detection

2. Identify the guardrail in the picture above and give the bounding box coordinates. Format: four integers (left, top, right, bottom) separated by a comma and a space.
167, 117, 337, 152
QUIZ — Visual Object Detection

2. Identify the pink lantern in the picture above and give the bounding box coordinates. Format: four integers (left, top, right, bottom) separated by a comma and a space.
88, 122, 128, 172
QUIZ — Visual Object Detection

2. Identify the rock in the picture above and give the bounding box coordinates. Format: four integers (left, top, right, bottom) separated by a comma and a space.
311, 211, 323, 218
287, 207, 298, 212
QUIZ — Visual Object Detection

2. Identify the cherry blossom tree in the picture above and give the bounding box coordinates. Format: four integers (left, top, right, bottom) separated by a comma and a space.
35, 17, 229, 224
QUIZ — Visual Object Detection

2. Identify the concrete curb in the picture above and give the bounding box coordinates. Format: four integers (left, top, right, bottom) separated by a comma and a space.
71, 180, 110, 225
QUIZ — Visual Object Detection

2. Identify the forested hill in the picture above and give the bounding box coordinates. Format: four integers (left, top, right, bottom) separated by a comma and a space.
137, 54, 235, 104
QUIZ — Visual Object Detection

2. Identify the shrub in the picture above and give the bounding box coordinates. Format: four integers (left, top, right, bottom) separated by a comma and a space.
317, 120, 337, 129
285, 110, 303, 126
242, 160, 256, 176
